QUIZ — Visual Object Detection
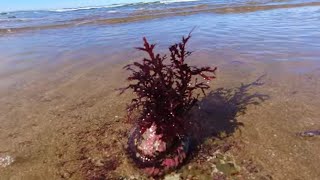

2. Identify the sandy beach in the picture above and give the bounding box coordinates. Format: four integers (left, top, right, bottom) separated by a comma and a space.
1, 0, 320, 179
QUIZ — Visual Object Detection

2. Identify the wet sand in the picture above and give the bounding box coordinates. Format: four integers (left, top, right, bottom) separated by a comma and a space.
0, 49, 319, 179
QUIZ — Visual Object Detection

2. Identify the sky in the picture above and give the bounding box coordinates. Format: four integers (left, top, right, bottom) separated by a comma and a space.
0, 0, 154, 12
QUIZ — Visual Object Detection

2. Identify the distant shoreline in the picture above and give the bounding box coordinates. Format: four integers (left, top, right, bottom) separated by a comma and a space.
1, 1, 320, 36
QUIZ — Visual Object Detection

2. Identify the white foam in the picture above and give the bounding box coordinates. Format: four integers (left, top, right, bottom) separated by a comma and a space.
50, 0, 199, 12
51, 3, 132, 12
107, 10, 118, 13
160, 0, 199, 4
52, 6, 102, 12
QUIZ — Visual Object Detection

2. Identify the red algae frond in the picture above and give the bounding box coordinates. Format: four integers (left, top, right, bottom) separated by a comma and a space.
120, 32, 217, 140
120, 32, 217, 177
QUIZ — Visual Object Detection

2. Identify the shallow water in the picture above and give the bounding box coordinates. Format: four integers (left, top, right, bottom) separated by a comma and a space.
0, 1, 319, 67
0, 1, 320, 179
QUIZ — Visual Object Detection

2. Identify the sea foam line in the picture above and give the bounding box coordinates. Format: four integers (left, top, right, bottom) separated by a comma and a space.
50, 0, 200, 12
160, 0, 199, 4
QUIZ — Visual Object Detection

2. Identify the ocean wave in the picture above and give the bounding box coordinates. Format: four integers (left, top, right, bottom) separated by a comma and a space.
0, 17, 38, 22
107, 10, 119, 13
0, 18, 9, 21
50, 4, 140, 12
2, 1, 319, 36
50, 0, 200, 12
51, 6, 105, 12
160, 0, 199, 4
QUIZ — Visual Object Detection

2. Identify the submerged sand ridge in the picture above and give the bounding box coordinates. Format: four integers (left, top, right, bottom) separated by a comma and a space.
0, 50, 319, 179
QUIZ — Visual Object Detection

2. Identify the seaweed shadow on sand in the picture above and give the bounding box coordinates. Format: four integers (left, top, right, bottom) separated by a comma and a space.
189, 75, 270, 148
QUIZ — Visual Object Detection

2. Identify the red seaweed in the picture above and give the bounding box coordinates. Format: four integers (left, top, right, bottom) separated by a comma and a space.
120, 33, 217, 176
120, 32, 217, 140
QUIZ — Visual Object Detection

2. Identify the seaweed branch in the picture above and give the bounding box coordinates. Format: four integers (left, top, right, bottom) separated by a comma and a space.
120, 34, 217, 139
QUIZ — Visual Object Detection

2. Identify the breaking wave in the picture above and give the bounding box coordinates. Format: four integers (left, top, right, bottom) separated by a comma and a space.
50, 0, 200, 12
